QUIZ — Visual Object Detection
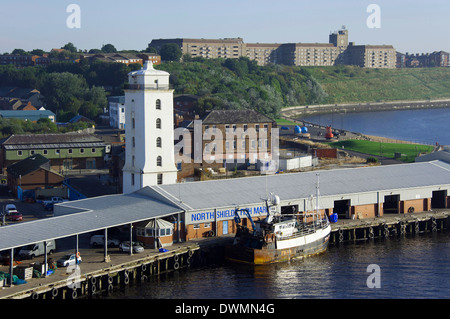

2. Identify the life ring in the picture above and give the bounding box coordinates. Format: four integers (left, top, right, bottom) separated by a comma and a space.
90, 284, 96, 294
76, 252, 81, 258
108, 275, 113, 285
51, 287, 58, 298
174, 262, 180, 270
107, 284, 114, 294
71, 288, 77, 299
123, 270, 130, 285
31, 291, 39, 299
408, 207, 415, 213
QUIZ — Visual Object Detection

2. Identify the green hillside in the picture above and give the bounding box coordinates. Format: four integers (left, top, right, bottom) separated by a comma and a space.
2, 58, 450, 121
306, 66, 450, 104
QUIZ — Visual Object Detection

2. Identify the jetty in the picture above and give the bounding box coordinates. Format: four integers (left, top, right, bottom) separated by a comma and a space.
330, 209, 449, 244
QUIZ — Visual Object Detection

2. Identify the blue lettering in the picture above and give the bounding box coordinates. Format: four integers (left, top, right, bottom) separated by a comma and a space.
191, 211, 215, 222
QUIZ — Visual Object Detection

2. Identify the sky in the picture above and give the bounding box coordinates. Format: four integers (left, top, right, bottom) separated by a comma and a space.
1, 0, 449, 54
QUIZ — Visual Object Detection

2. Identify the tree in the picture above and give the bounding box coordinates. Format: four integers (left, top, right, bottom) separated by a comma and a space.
61, 42, 77, 53
101, 44, 117, 53
160, 43, 182, 62
143, 44, 157, 53
39, 72, 88, 118
30, 49, 45, 56
11, 49, 28, 55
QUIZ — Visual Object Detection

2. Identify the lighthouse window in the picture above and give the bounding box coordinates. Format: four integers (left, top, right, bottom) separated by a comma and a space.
156, 99, 161, 110
156, 137, 162, 147
157, 156, 162, 166
156, 118, 161, 129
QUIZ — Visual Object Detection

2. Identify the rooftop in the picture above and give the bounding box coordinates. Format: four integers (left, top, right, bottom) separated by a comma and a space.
1, 133, 103, 145
155, 160, 450, 211
6, 154, 51, 178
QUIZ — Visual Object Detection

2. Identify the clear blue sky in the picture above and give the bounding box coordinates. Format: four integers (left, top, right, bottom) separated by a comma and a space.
1, 0, 449, 54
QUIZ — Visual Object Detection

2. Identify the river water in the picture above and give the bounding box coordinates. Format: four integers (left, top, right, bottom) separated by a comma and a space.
108, 232, 450, 300
302, 107, 450, 146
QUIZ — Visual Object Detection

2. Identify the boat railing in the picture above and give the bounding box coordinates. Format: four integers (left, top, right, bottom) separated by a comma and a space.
276, 218, 329, 240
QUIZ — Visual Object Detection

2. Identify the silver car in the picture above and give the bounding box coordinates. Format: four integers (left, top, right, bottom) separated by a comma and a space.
57, 254, 82, 267
119, 241, 144, 253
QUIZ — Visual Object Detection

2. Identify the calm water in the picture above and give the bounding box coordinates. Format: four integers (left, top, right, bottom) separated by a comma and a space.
108, 233, 450, 299
303, 108, 450, 146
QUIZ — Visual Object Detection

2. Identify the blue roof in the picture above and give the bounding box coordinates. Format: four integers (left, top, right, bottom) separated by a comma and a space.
0, 110, 55, 121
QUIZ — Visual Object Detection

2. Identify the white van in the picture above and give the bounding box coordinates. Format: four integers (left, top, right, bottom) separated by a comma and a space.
90, 235, 120, 247
18, 240, 56, 259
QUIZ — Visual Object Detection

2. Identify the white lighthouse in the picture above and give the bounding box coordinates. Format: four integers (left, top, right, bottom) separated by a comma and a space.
122, 61, 178, 193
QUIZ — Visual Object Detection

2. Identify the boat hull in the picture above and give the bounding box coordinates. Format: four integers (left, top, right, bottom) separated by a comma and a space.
226, 225, 331, 265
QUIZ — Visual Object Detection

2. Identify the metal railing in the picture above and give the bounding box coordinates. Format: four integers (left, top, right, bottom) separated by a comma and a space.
124, 84, 171, 90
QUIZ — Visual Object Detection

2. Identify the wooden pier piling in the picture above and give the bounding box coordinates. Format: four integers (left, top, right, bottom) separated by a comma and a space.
330, 211, 449, 245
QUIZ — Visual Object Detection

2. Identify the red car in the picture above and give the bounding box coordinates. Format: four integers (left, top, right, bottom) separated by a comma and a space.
7, 212, 22, 221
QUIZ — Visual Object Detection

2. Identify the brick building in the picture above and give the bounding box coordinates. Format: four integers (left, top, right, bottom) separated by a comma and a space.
6, 154, 64, 197
176, 109, 277, 180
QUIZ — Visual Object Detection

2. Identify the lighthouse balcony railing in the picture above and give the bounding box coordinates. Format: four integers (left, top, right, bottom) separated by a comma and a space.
124, 83, 171, 90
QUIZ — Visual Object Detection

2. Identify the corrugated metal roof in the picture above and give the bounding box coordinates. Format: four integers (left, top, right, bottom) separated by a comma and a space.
156, 160, 450, 210
2, 133, 103, 145
4, 142, 106, 150
0, 190, 183, 251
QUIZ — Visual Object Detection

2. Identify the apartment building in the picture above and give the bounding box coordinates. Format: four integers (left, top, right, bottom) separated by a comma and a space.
345, 44, 396, 68
149, 28, 397, 68
150, 38, 245, 59
245, 43, 282, 65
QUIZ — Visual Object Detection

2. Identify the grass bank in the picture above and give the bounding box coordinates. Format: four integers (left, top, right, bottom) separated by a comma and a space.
306, 66, 450, 104
328, 139, 434, 163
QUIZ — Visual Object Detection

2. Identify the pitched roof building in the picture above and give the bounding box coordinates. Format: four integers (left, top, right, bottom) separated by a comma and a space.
6, 154, 64, 196
0, 133, 107, 174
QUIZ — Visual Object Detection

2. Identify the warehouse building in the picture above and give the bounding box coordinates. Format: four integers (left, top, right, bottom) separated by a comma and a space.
55, 160, 450, 245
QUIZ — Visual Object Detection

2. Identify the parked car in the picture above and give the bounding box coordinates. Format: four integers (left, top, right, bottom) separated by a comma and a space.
57, 254, 82, 267
4, 204, 18, 215
119, 241, 144, 253
6, 212, 22, 221
90, 235, 120, 247
42, 197, 68, 210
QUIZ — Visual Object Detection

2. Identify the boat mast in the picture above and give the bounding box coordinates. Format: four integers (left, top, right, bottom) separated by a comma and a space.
315, 173, 320, 215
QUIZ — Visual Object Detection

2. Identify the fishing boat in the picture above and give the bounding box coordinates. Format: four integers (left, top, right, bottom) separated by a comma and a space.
226, 175, 331, 265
